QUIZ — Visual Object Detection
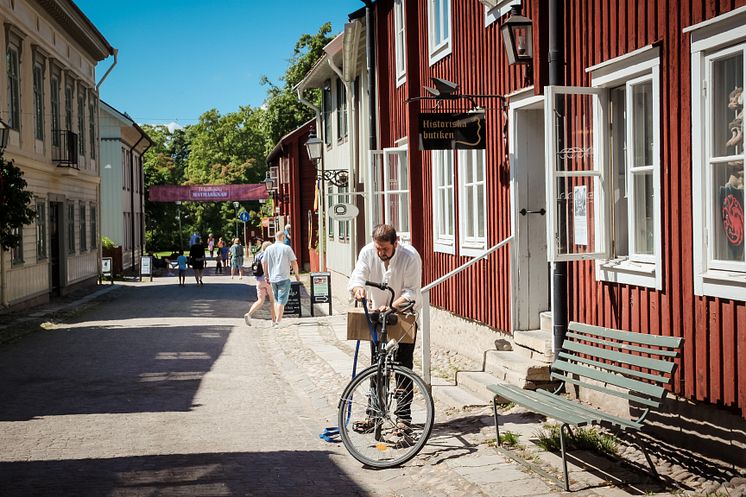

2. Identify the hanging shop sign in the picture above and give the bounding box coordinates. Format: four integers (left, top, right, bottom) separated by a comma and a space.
329, 203, 359, 221
418, 111, 486, 150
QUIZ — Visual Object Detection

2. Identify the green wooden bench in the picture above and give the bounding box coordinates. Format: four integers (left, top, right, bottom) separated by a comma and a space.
487, 321, 683, 491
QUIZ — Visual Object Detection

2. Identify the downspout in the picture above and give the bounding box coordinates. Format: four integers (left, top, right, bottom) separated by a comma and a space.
95, 49, 117, 282
364, 0, 377, 240
129, 133, 145, 275
96, 48, 118, 92
548, 0, 566, 357
139, 141, 152, 259
295, 84, 326, 271
327, 58, 358, 273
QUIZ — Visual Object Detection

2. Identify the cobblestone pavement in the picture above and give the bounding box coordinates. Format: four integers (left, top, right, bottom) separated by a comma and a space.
0, 273, 735, 496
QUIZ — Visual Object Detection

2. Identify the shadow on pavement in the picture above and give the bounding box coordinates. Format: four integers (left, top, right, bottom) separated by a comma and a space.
0, 451, 371, 497
0, 323, 232, 421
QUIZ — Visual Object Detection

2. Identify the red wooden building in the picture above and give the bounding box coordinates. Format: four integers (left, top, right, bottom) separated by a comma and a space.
266, 120, 319, 271
364, 0, 745, 465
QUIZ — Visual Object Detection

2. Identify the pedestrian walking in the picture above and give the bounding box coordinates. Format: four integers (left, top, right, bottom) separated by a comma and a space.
262, 231, 300, 326
207, 233, 215, 257
244, 241, 276, 326
189, 237, 206, 285
230, 238, 244, 279
215, 237, 225, 273
283, 224, 292, 246
220, 242, 230, 274
176, 249, 188, 286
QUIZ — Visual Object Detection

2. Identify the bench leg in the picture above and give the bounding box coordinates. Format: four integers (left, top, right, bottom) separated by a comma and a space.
636, 432, 659, 480
492, 397, 501, 446
559, 423, 571, 491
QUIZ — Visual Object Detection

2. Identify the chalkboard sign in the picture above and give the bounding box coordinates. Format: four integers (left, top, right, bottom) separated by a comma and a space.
310, 272, 332, 316
285, 281, 303, 317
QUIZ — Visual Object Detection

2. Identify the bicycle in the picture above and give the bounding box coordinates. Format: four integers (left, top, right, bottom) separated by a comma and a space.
337, 280, 435, 468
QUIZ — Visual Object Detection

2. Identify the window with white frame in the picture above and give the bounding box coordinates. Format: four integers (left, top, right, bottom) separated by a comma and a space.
689, 13, 746, 301
323, 80, 332, 146
372, 146, 410, 240
327, 183, 334, 239
6, 35, 21, 131
65, 81, 74, 132
33, 56, 45, 141
90, 204, 97, 249
394, 0, 406, 86
336, 78, 348, 141
77, 87, 86, 155
458, 149, 487, 255
587, 46, 662, 289
432, 150, 455, 253
67, 203, 75, 254
427, 0, 451, 65
79, 203, 87, 252
11, 227, 23, 265
89, 99, 96, 160
338, 185, 350, 242
50, 68, 60, 146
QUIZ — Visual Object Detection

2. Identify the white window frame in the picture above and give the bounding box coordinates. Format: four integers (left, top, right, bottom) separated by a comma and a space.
484, 0, 520, 28
432, 150, 455, 254
370, 145, 410, 241
394, 0, 407, 87
427, 0, 452, 66
688, 8, 746, 301
589, 45, 663, 290
458, 149, 487, 256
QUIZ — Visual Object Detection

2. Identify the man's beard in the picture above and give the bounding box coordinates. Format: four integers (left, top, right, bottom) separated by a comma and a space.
378, 248, 395, 262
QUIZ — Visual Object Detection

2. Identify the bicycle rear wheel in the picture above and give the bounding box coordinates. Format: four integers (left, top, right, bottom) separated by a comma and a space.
338, 364, 434, 468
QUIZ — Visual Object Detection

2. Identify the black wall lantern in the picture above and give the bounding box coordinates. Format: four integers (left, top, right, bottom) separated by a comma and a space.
304, 132, 323, 162
501, 5, 533, 65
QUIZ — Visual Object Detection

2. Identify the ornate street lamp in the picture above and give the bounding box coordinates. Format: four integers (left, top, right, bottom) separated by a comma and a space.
501, 5, 533, 65
304, 132, 323, 162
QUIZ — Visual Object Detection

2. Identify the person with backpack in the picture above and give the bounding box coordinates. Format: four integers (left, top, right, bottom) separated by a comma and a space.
244, 241, 275, 326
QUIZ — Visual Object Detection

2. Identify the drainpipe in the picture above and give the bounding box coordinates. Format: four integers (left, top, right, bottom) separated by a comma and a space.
96, 48, 118, 92
363, 0, 377, 240
548, 0, 566, 357
295, 84, 326, 271
327, 58, 358, 273
139, 141, 152, 258
129, 133, 145, 275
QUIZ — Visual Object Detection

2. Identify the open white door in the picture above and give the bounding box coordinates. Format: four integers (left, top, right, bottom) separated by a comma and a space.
544, 86, 609, 261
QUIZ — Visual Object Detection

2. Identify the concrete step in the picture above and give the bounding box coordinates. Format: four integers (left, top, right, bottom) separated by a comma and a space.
484, 350, 551, 382
432, 382, 490, 409
540, 311, 552, 332
455, 371, 502, 404
513, 329, 553, 362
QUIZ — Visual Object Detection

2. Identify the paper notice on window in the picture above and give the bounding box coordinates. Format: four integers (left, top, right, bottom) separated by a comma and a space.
573, 185, 588, 246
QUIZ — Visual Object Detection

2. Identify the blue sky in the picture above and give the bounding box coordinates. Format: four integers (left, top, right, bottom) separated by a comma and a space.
76, 1, 362, 127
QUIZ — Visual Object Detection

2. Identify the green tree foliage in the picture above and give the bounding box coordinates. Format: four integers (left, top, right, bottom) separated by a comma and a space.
0, 158, 36, 250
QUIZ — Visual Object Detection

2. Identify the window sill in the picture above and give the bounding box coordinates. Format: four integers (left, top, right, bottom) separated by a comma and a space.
396, 73, 406, 88
434, 241, 455, 255
596, 258, 660, 289
460, 243, 487, 258
697, 270, 746, 301
429, 41, 452, 66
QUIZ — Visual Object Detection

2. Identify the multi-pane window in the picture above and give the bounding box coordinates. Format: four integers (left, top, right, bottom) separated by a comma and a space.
51, 71, 60, 146
336, 79, 347, 141
79, 204, 87, 252
6, 40, 21, 130
89, 100, 96, 159
327, 183, 334, 239
372, 147, 410, 240
33, 59, 44, 140
338, 185, 350, 242
432, 150, 455, 253
90, 204, 97, 249
427, 0, 451, 64
323, 80, 332, 145
78, 88, 86, 155
65, 83, 74, 132
394, 0, 406, 85
458, 149, 487, 254
122, 147, 127, 190
36, 200, 47, 259
11, 227, 23, 264
67, 203, 75, 254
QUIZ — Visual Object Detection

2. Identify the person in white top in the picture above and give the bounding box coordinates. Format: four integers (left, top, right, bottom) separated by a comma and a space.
262, 231, 300, 325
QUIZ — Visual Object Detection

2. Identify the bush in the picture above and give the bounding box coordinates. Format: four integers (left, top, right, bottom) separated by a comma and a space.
101, 236, 117, 250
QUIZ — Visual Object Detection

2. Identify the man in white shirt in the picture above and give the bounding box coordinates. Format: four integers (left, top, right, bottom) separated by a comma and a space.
262, 231, 300, 325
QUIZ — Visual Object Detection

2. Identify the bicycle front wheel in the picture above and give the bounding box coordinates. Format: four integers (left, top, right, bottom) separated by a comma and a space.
338, 364, 434, 468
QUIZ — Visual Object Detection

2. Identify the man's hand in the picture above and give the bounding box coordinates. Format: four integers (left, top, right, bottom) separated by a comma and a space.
352, 286, 366, 301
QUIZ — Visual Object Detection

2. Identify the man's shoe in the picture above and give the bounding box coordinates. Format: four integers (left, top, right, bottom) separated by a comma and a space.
244, 313, 252, 326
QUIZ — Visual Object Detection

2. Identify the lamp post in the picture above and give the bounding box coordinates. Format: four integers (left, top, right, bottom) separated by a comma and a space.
232, 201, 240, 240
305, 132, 325, 270
175, 200, 183, 251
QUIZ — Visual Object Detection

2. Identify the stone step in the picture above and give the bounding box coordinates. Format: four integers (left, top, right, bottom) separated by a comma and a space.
455, 371, 503, 404
432, 380, 490, 409
540, 311, 552, 332
513, 329, 553, 361
484, 350, 551, 382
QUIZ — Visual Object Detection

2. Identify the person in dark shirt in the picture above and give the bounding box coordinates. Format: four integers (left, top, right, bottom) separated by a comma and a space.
189, 237, 206, 285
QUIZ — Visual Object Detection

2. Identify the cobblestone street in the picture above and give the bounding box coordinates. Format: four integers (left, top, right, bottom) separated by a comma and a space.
0, 275, 720, 496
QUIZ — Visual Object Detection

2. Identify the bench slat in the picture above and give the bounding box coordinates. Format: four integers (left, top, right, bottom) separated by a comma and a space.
566, 331, 679, 358
551, 372, 662, 408
562, 340, 677, 375
532, 389, 643, 430
553, 359, 666, 399
558, 351, 671, 384
568, 322, 683, 350
488, 383, 593, 425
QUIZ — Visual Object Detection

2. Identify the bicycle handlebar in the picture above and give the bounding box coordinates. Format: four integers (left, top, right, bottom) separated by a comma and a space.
364, 280, 395, 309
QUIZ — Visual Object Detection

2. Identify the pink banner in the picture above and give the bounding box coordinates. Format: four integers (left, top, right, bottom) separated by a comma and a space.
148, 184, 268, 202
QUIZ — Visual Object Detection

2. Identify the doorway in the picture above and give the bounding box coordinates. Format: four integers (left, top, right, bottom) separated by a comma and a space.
510, 96, 550, 331
49, 201, 64, 294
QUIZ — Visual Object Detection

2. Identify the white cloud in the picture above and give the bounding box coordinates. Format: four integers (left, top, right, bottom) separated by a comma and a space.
166, 122, 184, 133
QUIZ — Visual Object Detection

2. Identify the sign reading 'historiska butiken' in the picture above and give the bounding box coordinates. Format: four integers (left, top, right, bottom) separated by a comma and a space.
418, 111, 486, 150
